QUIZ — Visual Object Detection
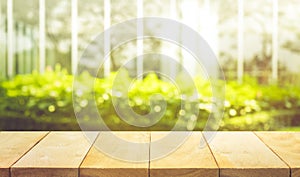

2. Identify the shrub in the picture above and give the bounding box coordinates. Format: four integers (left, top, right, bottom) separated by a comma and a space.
0, 68, 299, 130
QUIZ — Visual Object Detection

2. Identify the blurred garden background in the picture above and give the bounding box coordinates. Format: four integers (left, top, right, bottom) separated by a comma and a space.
0, 0, 300, 130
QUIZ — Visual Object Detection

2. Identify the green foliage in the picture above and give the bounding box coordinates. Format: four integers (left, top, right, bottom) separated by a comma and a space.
0, 68, 300, 130
0, 66, 74, 125
220, 111, 275, 131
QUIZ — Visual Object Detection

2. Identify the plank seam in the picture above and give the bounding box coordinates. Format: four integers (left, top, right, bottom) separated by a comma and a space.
148, 132, 151, 177
201, 132, 220, 177
9, 131, 50, 177
78, 132, 100, 177
253, 131, 291, 177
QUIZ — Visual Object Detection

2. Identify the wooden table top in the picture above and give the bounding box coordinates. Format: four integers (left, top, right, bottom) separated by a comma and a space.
0, 131, 299, 177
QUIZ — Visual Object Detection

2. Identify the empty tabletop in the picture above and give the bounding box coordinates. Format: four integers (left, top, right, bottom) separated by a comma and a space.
11, 131, 98, 177
203, 131, 289, 177
256, 132, 300, 177
0, 132, 48, 177
150, 132, 219, 177
80, 132, 150, 177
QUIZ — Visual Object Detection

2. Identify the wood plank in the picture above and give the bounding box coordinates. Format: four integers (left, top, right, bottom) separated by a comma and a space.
11, 131, 98, 177
80, 132, 150, 177
255, 132, 300, 177
150, 132, 219, 177
0, 132, 48, 177
203, 131, 289, 177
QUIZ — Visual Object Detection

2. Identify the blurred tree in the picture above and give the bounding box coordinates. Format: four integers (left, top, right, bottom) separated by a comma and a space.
218, 0, 300, 84
280, 0, 300, 53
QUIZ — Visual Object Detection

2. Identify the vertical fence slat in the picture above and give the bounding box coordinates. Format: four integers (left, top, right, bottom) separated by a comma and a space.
13, 21, 16, 73
31, 27, 38, 71
272, 0, 278, 82
7, 0, 13, 78
21, 24, 26, 74
237, 0, 244, 83
17, 23, 25, 74
169, 0, 177, 79
180, 1, 198, 77
137, 0, 143, 79
0, 0, 2, 78
24, 26, 31, 73
0, 1, 6, 79
39, 0, 45, 73
71, 0, 78, 74
15, 23, 19, 74
104, 0, 111, 77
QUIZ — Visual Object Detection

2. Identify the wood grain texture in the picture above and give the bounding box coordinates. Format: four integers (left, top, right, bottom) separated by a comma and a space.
1, 131, 299, 177
11, 131, 98, 177
80, 132, 150, 177
150, 132, 218, 177
0, 131, 47, 177
203, 131, 289, 177
255, 132, 300, 177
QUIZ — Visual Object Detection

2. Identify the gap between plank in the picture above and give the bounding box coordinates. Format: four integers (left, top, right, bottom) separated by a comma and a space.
78, 131, 100, 177
9, 131, 50, 177
148, 132, 151, 177
201, 132, 221, 177
253, 131, 292, 177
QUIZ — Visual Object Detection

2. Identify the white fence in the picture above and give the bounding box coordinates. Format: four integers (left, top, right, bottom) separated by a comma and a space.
0, 0, 280, 82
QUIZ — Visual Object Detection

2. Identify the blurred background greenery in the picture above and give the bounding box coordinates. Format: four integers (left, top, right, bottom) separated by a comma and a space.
0, 0, 300, 130
0, 67, 299, 130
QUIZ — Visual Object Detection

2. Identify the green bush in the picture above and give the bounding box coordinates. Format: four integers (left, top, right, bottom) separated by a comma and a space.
0, 67, 299, 130
0, 66, 75, 129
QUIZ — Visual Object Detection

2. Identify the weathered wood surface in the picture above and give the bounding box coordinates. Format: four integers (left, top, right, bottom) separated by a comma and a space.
203, 132, 290, 177
0, 131, 299, 177
80, 132, 150, 177
0, 132, 48, 177
256, 132, 300, 177
150, 132, 219, 177
11, 132, 98, 177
